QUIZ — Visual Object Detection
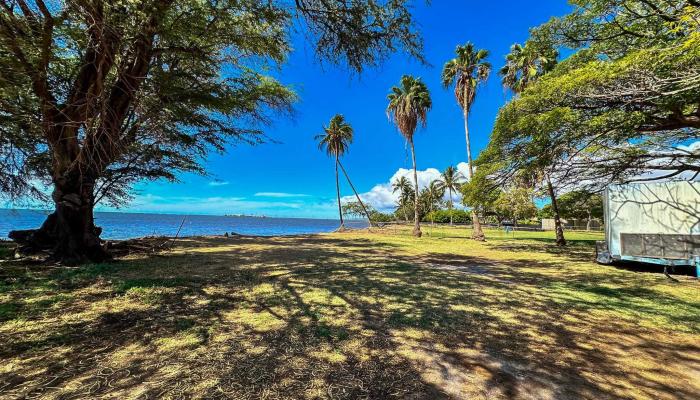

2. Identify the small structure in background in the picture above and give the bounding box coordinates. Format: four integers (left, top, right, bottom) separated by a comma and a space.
541, 218, 602, 231
596, 181, 700, 277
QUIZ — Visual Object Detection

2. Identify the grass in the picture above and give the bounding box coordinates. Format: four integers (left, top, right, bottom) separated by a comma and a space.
0, 227, 698, 399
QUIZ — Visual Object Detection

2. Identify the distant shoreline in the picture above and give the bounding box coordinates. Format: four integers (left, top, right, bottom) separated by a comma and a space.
0, 208, 369, 222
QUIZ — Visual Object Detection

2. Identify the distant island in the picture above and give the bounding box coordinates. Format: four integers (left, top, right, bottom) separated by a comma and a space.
224, 214, 267, 218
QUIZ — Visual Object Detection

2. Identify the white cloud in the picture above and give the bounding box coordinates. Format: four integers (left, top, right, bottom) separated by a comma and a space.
344, 162, 472, 211
208, 181, 230, 187
254, 192, 311, 198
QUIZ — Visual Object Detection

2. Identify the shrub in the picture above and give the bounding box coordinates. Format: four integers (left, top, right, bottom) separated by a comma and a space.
423, 209, 471, 224
369, 211, 395, 223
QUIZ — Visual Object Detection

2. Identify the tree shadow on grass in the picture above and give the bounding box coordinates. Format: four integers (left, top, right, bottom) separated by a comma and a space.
1, 234, 698, 399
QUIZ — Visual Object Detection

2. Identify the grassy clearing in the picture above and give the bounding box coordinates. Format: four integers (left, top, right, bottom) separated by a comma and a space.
0, 227, 698, 399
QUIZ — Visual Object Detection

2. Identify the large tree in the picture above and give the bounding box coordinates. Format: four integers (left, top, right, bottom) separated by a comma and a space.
487, 40, 568, 245
0, 0, 424, 262
441, 42, 490, 241
386, 75, 432, 238
494, 0, 700, 186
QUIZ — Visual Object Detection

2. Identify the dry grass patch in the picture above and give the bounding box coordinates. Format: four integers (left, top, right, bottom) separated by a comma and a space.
0, 228, 698, 399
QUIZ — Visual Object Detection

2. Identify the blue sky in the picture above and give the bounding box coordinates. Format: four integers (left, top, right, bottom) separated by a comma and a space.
105, 0, 573, 218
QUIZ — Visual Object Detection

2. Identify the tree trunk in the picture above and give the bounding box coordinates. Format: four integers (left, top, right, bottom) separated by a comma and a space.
586, 210, 593, 231
448, 188, 454, 226
335, 155, 345, 230
547, 176, 566, 246
464, 110, 484, 241
409, 140, 422, 238
10, 175, 108, 264
338, 160, 375, 228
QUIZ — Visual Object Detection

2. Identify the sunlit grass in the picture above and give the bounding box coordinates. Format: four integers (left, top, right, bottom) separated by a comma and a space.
0, 227, 697, 399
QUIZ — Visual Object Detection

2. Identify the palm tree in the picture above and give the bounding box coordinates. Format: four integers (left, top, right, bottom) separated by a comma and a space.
392, 176, 413, 222
424, 180, 445, 226
441, 43, 491, 241
387, 75, 432, 237
499, 42, 557, 95
436, 165, 465, 226
315, 114, 353, 230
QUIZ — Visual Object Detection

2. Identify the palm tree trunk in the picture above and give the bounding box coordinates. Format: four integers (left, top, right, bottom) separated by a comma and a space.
335, 155, 344, 230
586, 210, 592, 231
546, 175, 566, 246
338, 160, 376, 228
464, 110, 484, 241
448, 188, 454, 226
409, 139, 422, 238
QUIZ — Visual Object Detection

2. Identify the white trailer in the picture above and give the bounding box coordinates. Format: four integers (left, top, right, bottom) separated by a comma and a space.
596, 181, 700, 277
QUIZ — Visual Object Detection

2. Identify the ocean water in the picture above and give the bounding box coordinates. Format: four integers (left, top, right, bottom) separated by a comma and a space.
0, 209, 368, 240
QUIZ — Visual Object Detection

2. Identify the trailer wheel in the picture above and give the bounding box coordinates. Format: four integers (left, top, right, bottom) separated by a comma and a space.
595, 241, 612, 265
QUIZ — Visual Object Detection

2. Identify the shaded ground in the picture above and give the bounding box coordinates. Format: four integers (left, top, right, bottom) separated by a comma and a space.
0, 227, 698, 399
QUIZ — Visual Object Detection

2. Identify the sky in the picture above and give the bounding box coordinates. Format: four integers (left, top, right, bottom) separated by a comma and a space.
102, 0, 575, 218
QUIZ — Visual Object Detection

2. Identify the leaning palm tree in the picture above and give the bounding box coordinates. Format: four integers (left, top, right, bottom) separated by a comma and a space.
436, 165, 465, 226
315, 114, 354, 230
387, 75, 432, 237
499, 42, 557, 94
441, 43, 490, 241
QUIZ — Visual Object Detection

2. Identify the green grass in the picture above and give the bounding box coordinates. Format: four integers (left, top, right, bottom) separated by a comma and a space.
0, 227, 697, 399
0, 241, 14, 260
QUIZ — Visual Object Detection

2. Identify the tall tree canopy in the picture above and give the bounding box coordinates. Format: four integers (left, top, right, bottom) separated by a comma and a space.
490, 0, 700, 186
498, 41, 557, 94
441, 42, 490, 241
0, 0, 425, 262
386, 74, 431, 237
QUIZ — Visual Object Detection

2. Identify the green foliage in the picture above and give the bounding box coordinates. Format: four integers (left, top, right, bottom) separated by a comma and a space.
386, 75, 432, 141
368, 211, 395, 223
435, 167, 463, 208
488, 1, 700, 186
499, 41, 557, 94
113, 278, 187, 294
441, 42, 491, 112
343, 200, 394, 223
538, 204, 554, 219
557, 190, 604, 220
315, 115, 353, 158
424, 209, 471, 224
0, 0, 425, 207
392, 176, 415, 220
539, 190, 604, 222
492, 188, 538, 222
460, 166, 501, 214
342, 201, 367, 219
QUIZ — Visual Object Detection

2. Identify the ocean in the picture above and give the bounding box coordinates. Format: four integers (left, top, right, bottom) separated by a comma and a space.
0, 209, 368, 240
